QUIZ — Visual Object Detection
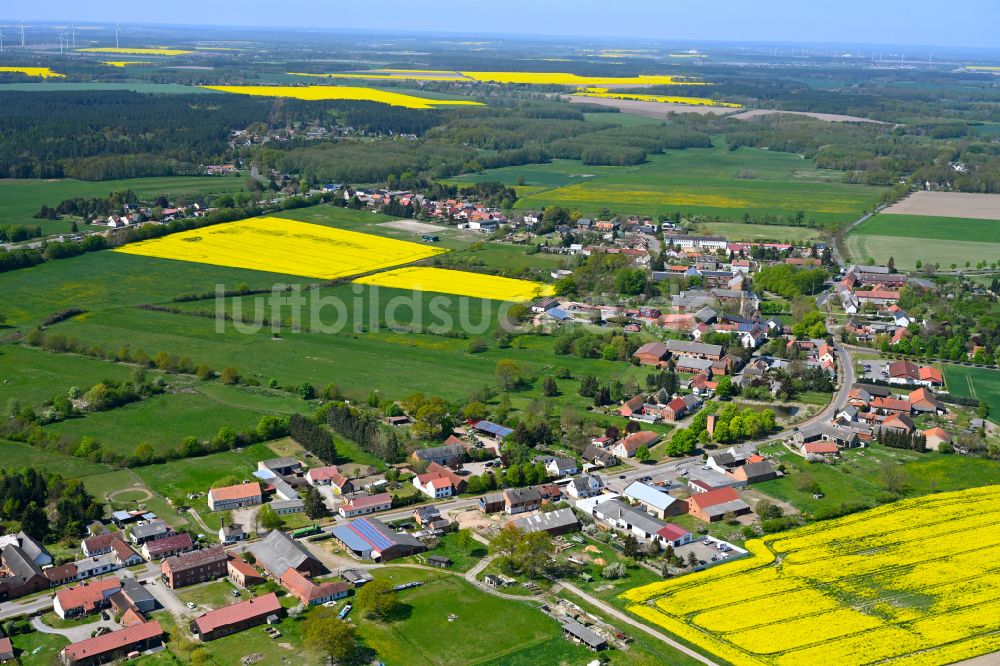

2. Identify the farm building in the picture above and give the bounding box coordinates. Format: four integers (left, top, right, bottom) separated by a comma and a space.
623, 482, 686, 519
331, 517, 426, 562
227, 557, 265, 588
339, 492, 392, 518
248, 530, 324, 578
280, 568, 351, 606
160, 548, 228, 589
191, 593, 282, 641
141, 532, 194, 561
513, 508, 580, 536
687, 487, 752, 523
207, 482, 263, 512
54, 577, 121, 619
60, 621, 163, 666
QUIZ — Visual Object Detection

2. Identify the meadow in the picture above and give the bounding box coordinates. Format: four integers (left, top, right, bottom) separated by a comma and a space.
115, 216, 448, 279
622, 485, 1000, 666
693, 221, 825, 243
45, 386, 305, 456
455, 144, 884, 227
846, 213, 1000, 269
943, 364, 1000, 424
0, 344, 135, 408
134, 442, 276, 502
0, 175, 246, 235
0, 82, 218, 94
355, 568, 591, 666
756, 442, 1000, 513
201, 85, 484, 109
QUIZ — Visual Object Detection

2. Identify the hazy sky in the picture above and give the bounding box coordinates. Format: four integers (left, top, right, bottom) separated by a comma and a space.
11, 0, 1000, 49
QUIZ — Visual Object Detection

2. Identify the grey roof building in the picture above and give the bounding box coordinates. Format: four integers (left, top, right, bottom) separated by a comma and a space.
249, 530, 322, 578
513, 508, 580, 536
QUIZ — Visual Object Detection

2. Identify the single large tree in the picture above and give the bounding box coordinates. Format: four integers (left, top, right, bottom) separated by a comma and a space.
303, 486, 329, 520
356, 578, 399, 621
302, 607, 358, 662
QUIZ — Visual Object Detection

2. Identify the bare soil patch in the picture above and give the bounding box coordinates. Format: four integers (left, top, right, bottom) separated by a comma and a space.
565, 95, 737, 117
883, 191, 1000, 220
730, 109, 888, 124
377, 219, 448, 234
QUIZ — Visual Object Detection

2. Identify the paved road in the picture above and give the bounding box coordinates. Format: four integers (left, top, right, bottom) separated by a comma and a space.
558, 582, 720, 666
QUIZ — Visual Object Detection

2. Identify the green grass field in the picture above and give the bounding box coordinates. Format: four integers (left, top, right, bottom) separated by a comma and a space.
0, 439, 110, 476
756, 442, 1000, 513
0, 344, 135, 408
847, 213, 1000, 270
693, 221, 825, 243
449, 144, 884, 227
0, 82, 219, 94
0, 175, 246, 235
81, 469, 190, 527
135, 443, 275, 501
11, 630, 69, 666
45, 390, 293, 456
356, 568, 590, 666
944, 365, 1000, 424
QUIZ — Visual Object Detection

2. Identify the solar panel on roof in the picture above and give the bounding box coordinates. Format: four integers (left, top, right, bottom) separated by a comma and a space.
474, 421, 514, 438
349, 519, 394, 551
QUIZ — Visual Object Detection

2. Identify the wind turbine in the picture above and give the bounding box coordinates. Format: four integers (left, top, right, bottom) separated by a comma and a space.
0, 30, 5, 54
114, 22, 120, 49
58, 31, 68, 55
18, 21, 26, 47
70, 21, 76, 47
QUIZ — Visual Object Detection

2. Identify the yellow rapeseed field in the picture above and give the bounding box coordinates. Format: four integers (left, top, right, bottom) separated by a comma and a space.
101, 61, 154, 68
461, 71, 699, 86
78, 47, 193, 55
291, 69, 701, 87
201, 85, 483, 109
576, 87, 741, 108
114, 217, 447, 279
0, 66, 64, 78
353, 267, 554, 302
621, 485, 1000, 666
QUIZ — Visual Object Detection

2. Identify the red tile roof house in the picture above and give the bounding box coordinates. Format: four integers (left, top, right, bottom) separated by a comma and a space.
656, 524, 693, 548
305, 466, 352, 494
801, 441, 840, 456
60, 620, 163, 666
413, 473, 455, 499
426, 462, 468, 492
922, 427, 953, 451
686, 487, 752, 523
881, 413, 916, 435
190, 593, 282, 641
908, 388, 946, 414
660, 397, 690, 422
632, 342, 670, 367
280, 568, 351, 606
160, 547, 228, 589
870, 397, 913, 415
619, 395, 646, 418
612, 430, 660, 458
338, 492, 392, 518
886, 360, 944, 387
54, 577, 121, 619
0, 637, 12, 662
81, 533, 116, 558
227, 557, 265, 589
141, 532, 194, 561
207, 482, 263, 512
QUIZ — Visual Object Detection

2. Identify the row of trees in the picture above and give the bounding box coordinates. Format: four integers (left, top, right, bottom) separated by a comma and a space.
288, 414, 336, 464
324, 402, 405, 463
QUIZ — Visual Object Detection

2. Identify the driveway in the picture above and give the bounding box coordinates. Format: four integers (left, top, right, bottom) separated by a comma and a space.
31, 614, 118, 643
145, 577, 191, 620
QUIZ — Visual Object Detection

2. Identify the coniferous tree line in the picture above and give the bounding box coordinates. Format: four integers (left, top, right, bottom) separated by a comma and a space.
324, 402, 405, 463
288, 414, 336, 464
